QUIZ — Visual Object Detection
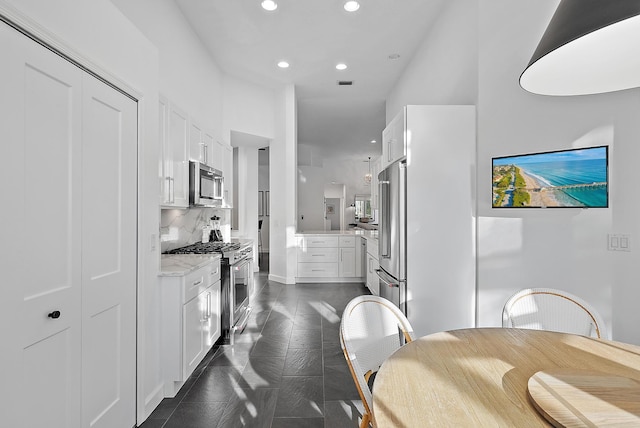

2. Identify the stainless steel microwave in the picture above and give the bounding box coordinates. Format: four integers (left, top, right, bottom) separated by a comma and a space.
189, 161, 223, 207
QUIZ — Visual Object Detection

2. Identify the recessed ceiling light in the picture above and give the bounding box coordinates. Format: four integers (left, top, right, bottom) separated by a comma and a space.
344, 1, 360, 12
277, 61, 290, 68
261, 0, 277, 11
336, 63, 347, 70
388, 53, 401, 60
370, 140, 377, 144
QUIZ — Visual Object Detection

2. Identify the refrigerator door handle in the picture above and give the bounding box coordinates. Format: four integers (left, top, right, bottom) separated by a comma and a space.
379, 179, 391, 258
376, 269, 399, 288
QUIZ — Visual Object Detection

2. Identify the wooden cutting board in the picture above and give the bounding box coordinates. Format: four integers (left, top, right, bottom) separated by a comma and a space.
528, 368, 640, 427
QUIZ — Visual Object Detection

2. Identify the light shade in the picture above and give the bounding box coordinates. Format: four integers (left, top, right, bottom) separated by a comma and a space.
520, 0, 640, 96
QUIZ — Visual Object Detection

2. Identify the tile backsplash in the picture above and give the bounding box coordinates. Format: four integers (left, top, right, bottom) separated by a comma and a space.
160, 207, 231, 252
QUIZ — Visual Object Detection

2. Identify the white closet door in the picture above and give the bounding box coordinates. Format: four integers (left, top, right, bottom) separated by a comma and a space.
81, 75, 137, 428
0, 22, 83, 428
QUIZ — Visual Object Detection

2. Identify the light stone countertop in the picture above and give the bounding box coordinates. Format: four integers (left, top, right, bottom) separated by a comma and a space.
159, 253, 221, 277
296, 229, 378, 238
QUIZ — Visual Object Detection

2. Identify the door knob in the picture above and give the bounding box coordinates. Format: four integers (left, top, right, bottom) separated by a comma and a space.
48, 310, 61, 319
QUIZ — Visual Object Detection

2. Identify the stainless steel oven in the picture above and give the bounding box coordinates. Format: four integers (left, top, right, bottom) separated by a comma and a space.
220, 243, 253, 344
230, 257, 252, 330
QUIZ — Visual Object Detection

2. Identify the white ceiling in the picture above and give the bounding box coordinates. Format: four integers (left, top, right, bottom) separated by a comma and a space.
175, 0, 445, 161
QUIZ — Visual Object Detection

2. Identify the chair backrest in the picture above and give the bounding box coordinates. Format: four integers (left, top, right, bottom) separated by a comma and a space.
340, 295, 415, 415
502, 288, 608, 339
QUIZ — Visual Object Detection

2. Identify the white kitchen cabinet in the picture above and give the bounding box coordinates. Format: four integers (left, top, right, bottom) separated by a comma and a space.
366, 237, 379, 295
211, 139, 225, 171
160, 258, 221, 396
160, 99, 189, 208
366, 253, 380, 296
189, 119, 217, 168
202, 131, 215, 167
188, 120, 203, 163
296, 234, 363, 282
381, 108, 406, 170
183, 281, 219, 377
339, 247, 356, 277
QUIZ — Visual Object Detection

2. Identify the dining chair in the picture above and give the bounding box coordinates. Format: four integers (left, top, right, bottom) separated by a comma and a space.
340, 295, 415, 428
502, 288, 609, 339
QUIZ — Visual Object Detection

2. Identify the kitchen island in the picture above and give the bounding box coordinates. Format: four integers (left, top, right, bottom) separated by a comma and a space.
295, 230, 377, 284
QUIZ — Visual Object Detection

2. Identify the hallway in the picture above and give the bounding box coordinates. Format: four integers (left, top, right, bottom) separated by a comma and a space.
141, 254, 370, 427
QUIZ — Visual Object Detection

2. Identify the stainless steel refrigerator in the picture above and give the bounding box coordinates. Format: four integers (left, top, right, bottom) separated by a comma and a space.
377, 158, 407, 314
375, 105, 477, 337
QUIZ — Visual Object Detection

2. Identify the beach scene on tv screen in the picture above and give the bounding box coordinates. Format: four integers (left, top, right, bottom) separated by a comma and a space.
492, 146, 608, 208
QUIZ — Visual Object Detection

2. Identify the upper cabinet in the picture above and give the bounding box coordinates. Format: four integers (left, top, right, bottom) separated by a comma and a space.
189, 120, 217, 169
381, 108, 406, 170
188, 120, 204, 164
160, 97, 189, 208
159, 96, 232, 209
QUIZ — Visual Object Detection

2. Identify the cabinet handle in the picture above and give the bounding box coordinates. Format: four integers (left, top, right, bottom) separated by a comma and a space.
312, 254, 324, 257
48, 310, 61, 319
311, 269, 324, 272
206, 293, 211, 319
193, 279, 203, 287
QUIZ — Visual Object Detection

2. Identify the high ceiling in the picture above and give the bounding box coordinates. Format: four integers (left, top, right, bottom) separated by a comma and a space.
175, 0, 445, 161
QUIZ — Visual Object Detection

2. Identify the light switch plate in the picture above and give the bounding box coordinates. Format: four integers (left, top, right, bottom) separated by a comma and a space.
608, 234, 631, 252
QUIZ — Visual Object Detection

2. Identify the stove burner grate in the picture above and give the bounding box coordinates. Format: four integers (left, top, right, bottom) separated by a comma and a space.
165, 241, 241, 255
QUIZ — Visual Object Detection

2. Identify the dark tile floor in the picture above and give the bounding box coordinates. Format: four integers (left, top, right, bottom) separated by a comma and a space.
140, 253, 370, 428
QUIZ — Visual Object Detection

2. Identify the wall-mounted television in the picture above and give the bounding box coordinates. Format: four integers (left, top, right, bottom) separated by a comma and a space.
492, 145, 608, 208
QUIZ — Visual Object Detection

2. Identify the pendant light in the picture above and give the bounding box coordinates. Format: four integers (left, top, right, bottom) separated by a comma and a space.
520, 0, 640, 96
364, 157, 372, 184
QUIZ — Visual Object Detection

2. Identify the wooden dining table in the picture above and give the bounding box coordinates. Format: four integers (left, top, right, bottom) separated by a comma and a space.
372, 328, 640, 427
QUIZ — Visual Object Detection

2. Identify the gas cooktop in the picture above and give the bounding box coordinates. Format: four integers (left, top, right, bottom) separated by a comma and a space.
164, 241, 241, 255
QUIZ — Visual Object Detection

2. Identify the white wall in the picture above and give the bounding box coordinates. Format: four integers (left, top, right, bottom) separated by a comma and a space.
235, 146, 260, 269
110, 0, 223, 136
478, 0, 640, 344
387, 0, 640, 345
298, 165, 326, 231
385, 0, 478, 121
269, 85, 298, 284
223, 75, 276, 143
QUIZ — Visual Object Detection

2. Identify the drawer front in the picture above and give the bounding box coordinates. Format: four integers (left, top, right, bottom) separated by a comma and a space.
297, 262, 339, 277
366, 238, 379, 259
209, 260, 221, 284
339, 236, 356, 248
184, 265, 209, 302
301, 236, 339, 248
297, 247, 339, 263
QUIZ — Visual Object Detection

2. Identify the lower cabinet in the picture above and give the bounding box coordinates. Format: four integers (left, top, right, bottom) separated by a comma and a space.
182, 283, 219, 379
160, 258, 221, 397
339, 247, 356, 277
366, 253, 380, 296
366, 237, 380, 295
296, 234, 363, 282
